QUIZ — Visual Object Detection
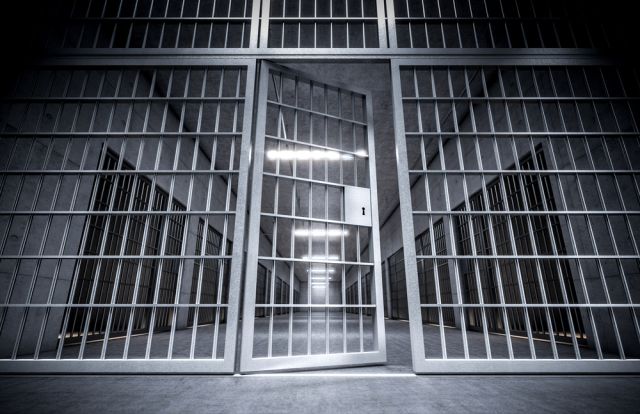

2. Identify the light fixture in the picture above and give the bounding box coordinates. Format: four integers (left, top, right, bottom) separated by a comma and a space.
302, 254, 340, 261
266, 149, 352, 161
311, 276, 332, 280
294, 229, 348, 237
307, 268, 336, 273
355, 149, 368, 158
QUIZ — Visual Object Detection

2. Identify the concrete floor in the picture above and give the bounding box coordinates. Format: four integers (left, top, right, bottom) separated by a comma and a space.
1, 374, 639, 413
2, 319, 639, 413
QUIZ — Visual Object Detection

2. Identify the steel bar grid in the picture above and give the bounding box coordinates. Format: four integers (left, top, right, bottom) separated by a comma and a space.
387, 0, 624, 49
49, 0, 255, 49
0, 63, 256, 373
28, 0, 632, 54
391, 60, 640, 373
240, 61, 386, 372
260, 0, 385, 48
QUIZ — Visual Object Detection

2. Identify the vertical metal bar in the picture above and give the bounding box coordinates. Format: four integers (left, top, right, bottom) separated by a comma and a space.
212, 68, 239, 359
141, 0, 155, 48
496, 0, 511, 48
467, 0, 479, 48
258, 0, 271, 47
404, 0, 413, 48
240, 61, 270, 370
125, 0, 142, 48
107, 0, 126, 48
92, 0, 110, 49
386, 0, 398, 48
356, 226, 364, 351
225, 61, 257, 371
157, 0, 171, 48
364, 90, 387, 356
189, 67, 211, 359
307, 78, 314, 355
324, 85, 330, 355
390, 60, 427, 370
481, 0, 495, 48
435, 0, 445, 48
329, 0, 335, 48
313, 0, 317, 48
451, 0, 463, 48
287, 75, 300, 357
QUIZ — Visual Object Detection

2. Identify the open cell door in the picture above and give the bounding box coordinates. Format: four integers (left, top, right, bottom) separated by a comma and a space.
240, 62, 386, 372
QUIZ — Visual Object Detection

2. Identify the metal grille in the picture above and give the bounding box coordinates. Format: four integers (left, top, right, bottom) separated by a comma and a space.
0, 65, 252, 372
416, 219, 455, 326
263, 0, 385, 48
48, 0, 254, 49
391, 63, 640, 371
388, 247, 408, 319
454, 146, 586, 344
240, 62, 386, 371
65, 150, 187, 347
388, 0, 624, 48
187, 218, 232, 326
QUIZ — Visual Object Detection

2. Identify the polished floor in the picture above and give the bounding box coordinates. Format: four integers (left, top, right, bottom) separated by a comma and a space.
1, 372, 639, 413
2, 319, 639, 413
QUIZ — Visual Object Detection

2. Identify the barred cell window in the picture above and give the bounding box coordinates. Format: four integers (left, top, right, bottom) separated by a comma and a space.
187, 218, 232, 327
388, 248, 408, 320
254, 263, 270, 317
65, 149, 187, 344
454, 147, 586, 344
416, 219, 455, 326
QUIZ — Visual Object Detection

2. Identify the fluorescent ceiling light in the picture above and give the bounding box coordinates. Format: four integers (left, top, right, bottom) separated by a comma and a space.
311, 276, 332, 280
294, 229, 348, 237
266, 150, 352, 161
308, 268, 336, 273
302, 255, 340, 261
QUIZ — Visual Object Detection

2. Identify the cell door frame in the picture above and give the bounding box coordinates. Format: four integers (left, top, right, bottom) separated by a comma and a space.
240, 61, 387, 372
390, 57, 640, 374
0, 57, 255, 374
